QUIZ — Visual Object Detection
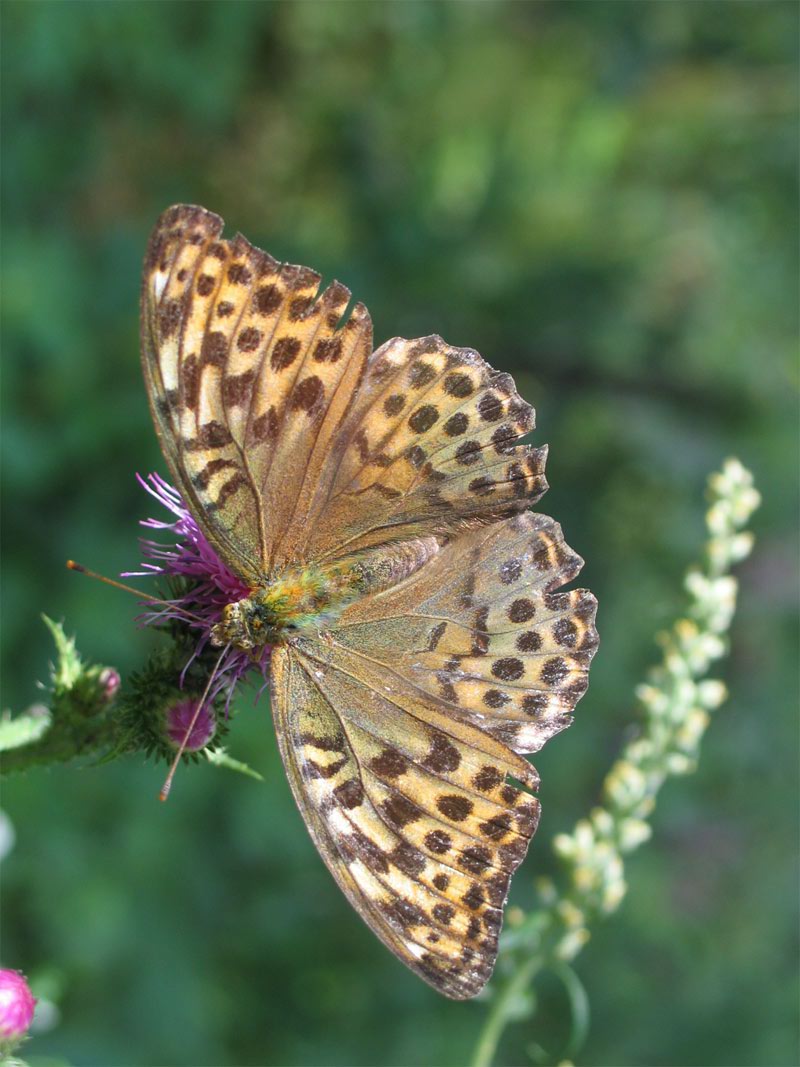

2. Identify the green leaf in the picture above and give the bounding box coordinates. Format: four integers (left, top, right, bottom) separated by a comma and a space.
41, 615, 82, 690
205, 746, 263, 781
0, 707, 52, 752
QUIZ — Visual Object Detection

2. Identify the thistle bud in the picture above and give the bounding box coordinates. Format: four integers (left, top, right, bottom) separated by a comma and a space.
99, 667, 121, 702
164, 698, 216, 752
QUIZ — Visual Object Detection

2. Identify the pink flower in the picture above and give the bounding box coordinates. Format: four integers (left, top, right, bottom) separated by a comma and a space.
164, 697, 216, 752
0, 969, 36, 1043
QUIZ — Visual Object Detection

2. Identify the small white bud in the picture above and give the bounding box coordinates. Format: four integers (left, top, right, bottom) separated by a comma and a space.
729, 531, 755, 562
676, 708, 710, 753
590, 807, 614, 837
706, 501, 729, 537
666, 752, 693, 775
605, 760, 648, 809
555, 927, 590, 961
697, 679, 727, 709
553, 834, 577, 859
557, 900, 585, 929
574, 866, 599, 894
602, 877, 628, 912
574, 819, 595, 855
618, 818, 652, 851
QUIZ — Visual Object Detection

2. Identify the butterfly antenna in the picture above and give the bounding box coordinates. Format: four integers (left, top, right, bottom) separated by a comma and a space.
158, 644, 230, 803
66, 560, 207, 626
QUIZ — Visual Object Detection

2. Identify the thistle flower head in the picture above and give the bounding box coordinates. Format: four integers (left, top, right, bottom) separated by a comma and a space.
0, 969, 36, 1047
126, 473, 270, 709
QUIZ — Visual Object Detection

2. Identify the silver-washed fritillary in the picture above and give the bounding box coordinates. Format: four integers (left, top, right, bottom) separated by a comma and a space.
140, 205, 598, 999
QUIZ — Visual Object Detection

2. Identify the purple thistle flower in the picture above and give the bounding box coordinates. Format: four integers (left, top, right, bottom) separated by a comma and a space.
126, 473, 270, 709
0, 969, 36, 1044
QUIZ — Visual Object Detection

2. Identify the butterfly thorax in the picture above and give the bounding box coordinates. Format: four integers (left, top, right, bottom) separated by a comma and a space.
209, 565, 355, 650
210, 537, 442, 651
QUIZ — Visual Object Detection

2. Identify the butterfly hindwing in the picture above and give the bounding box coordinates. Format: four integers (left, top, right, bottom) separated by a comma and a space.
270, 640, 540, 1000
333, 512, 599, 754
269, 512, 595, 998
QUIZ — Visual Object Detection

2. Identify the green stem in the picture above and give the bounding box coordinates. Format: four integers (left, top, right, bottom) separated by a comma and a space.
471, 952, 545, 1067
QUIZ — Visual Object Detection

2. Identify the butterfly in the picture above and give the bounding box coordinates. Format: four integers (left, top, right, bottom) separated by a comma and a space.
140, 204, 598, 999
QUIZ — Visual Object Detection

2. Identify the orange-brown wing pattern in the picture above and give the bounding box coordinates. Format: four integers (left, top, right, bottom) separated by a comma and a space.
270, 641, 540, 999
142, 206, 547, 575
141, 204, 372, 578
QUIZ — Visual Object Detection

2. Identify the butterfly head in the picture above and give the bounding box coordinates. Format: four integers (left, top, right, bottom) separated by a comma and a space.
210, 595, 286, 651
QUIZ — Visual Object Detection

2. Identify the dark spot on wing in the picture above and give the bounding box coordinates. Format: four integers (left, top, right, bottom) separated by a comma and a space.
254, 284, 282, 315
492, 657, 525, 681
436, 795, 473, 821
237, 327, 262, 352
271, 336, 301, 370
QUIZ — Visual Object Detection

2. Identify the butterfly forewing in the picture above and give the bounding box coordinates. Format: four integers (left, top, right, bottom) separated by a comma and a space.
299, 335, 549, 561
141, 204, 373, 576
140, 205, 598, 999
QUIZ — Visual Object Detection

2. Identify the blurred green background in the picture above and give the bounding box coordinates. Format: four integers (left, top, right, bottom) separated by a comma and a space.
2, 2, 797, 1065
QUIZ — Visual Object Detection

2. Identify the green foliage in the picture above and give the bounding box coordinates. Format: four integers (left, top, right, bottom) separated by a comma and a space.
1, 4, 796, 1066
0, 618, 260, 786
